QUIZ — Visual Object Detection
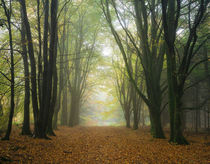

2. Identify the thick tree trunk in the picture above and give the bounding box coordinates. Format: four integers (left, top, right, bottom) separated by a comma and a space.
150, 109, 165, 138
161, 0, 207, 145
146, 80, 165, 138
133, 110, 139, 130
39, 0, 50, 138
166, 50, 176, 142
20, 0, 40, 137
47, 68, 58, 136
38, 0, 58, 138
126, 118, 130, 128
47, 29, 58, 135
20, 7, 31, 135
125, 108, 131, 128
166, 50, 188, 144
134, 0, 165, 137
173, 95, 188, 144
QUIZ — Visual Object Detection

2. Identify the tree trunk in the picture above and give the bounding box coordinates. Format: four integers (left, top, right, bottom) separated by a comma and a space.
166, 49, 188, 144
47, 25, 58, 135
61, 88, 68, 125
181, 111, 186, 132
2, 0, 15, 140
142, 105, 145, 127
37, 0, 43, 109
173, 95, 188, 144
38, 0, 58, 138
69, 94, 76, 127
208, 108, 210, 132
203, 44, 210, 132
74, 100, 80, 126
39, 0, 50, 138
150, 109, 165, 138
52, 9, 66, 129
52, 105, 58, 129
47, 68, 58, 136
20, 7, 31, 135
125, 108, 131, 128
133, 109, 139, 130
195, 85, 199, 133
20, 0, 40, 137
165, 48, 176, 142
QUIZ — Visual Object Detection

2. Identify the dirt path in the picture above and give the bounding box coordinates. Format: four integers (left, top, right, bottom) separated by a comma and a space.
0, 126, 209, 163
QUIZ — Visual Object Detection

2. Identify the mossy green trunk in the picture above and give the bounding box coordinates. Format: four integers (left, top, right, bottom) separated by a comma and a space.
166, 47, 188, 145
150, 109, 165, 138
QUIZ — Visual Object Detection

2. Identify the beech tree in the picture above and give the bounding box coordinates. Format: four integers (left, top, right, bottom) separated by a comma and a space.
115, 65, 133, 128
20, 6, 31, 135
101, 0, 166, 138
20, 0, 58, 138
161, 0, 209, 144
1, 0, 15, 140
57, 1, 101, 127
113, 43, 143, 129
19, 0, 40, 137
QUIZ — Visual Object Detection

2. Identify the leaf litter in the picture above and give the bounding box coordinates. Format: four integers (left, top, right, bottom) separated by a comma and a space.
0, 126, 209, 163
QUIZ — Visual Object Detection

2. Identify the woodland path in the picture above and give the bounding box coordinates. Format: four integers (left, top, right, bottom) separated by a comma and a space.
0, 126, 209, 163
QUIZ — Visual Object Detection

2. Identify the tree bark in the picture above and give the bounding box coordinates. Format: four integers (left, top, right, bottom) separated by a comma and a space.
150, 109, 165, 138
37, 0, 43, 109
47, 16, 58, 135
102, 0, 165, 138
20, 6, 31, 135
61, 88, 68, 125
38, 0, 50, 138
19, 0, 40, 137
1, 0, 15, 140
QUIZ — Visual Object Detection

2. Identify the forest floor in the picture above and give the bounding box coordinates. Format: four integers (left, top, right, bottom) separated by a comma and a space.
0, 126, 209, 164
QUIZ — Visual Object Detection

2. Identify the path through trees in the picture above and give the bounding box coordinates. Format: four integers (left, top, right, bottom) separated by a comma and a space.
0, 126, 209, 163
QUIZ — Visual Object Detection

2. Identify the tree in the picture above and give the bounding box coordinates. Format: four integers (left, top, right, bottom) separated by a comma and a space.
20, 0, 59, 138
53, 3, 68, 128
161, 0, 209, 144
37, 0, 43, 109
20, 5, 31, 135
65, 1, 101, 127
19, 0, 40, 137
60, 4, 69, 126
101, 0, 166, 138
1, 0, 15, 140
113, 47, 143, 129
46, 0, 59, 135
37, 0, 58, 138
132, 58, 144, 130
115, 65, 133, 128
